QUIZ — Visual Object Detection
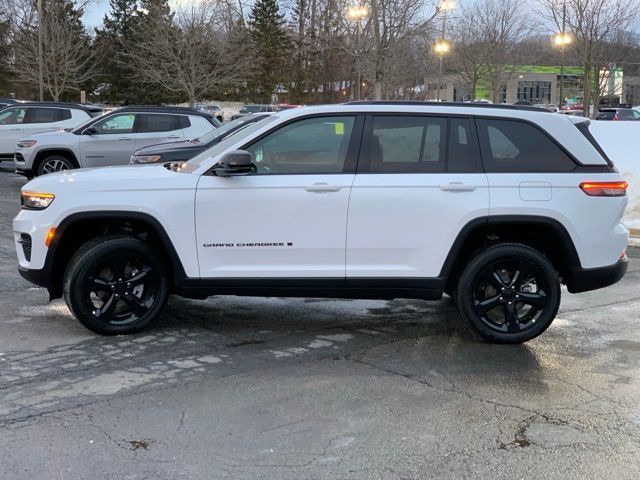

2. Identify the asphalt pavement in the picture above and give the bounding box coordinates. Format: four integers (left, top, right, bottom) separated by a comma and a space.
1, 163, 639, 479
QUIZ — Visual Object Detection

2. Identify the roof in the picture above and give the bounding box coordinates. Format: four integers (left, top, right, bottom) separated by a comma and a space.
11, 102, 104, 112
346, 101, 551, 113
112, 106, 216, 119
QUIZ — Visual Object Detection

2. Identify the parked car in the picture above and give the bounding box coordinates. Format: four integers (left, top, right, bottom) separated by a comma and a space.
194, 103, 224, 123
596, 108, 640, 121
231, 104, 276, 120
562, 110, 584, 117
14, 102, 629, 343
14, 106, 220, 177
0, 102, 103, 162
130, 113, 272, 165
533, 103, 558, 113
0, 98, 19, 110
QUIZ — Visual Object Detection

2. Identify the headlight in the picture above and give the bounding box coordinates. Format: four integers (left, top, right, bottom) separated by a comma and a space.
21, 191, 55, 210
130, 154, 162, 164
17, 140, 37, 148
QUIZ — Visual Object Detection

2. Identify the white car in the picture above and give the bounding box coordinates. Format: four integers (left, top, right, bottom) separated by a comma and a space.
14, 106, 220, 177
13, 102, 629, 343
0, 102, 103, 162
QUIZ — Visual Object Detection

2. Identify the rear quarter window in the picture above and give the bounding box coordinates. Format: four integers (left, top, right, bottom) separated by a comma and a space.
476, 118, 576, 172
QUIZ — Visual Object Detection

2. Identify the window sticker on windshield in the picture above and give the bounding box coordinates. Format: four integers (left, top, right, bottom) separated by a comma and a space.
334, 122, 345, 135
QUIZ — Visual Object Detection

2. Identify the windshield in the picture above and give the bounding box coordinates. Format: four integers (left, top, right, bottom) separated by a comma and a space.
196, 115, 268, 144
185, 115, 278, 169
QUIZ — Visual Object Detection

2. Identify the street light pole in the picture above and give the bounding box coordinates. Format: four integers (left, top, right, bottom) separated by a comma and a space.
37, 0, 43, 101
559, 0, 567, 109
434, 1, 454, 102
348, 5, 368, 101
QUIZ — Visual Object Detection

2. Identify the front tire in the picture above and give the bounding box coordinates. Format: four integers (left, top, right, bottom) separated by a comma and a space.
455, 243, 561, 344
36, 155, 74, 176
63, 235, 169, 335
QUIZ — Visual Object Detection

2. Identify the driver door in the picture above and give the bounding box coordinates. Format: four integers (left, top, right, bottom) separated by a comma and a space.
195, 115, 363, 278
80, 112, 137, 167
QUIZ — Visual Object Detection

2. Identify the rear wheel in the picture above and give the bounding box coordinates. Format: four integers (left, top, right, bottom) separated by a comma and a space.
63, 235, 169, 335
455, 243, 561, 343
36, 155, 74, 176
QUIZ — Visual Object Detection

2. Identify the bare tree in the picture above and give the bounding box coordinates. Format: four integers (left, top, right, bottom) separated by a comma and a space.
127, 3, 252, 106
539, 0, 639, 116
450, 3, 488, 101
11, 0, 96, 101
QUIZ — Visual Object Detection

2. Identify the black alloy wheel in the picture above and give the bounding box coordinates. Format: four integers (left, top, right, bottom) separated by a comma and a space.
456, 243, 561, 343
64, 236, 169, 335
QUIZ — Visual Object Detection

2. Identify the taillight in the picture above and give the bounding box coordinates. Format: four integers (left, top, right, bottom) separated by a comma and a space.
579, 181, 628, 197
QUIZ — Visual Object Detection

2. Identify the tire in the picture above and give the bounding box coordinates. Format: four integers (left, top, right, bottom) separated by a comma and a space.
36, 155, 74, 176
63, 235, 169, 335
455, 243, 561, 344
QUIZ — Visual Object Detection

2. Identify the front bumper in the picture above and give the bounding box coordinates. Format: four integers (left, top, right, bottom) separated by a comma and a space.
18, 266, 49, 288
567, 255, 629, 293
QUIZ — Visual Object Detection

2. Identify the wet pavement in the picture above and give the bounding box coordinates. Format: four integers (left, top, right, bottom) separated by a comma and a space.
1, 164, 639, 479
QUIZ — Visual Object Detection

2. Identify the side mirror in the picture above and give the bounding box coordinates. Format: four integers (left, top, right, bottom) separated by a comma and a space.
82, 126, 98, 135
213, 150, 253, 177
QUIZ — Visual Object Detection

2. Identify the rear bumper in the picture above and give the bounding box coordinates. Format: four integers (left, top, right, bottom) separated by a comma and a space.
567, 256, 629, 293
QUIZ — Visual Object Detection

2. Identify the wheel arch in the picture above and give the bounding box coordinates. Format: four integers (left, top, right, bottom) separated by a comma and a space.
440, 215, 582, 292
34, 148, 80, 170
45, 211, 187, 299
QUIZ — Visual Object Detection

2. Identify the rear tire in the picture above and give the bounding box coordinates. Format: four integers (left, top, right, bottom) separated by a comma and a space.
455, 243, 561, 344
36, 155, 74, 176
63, 235, 169, 335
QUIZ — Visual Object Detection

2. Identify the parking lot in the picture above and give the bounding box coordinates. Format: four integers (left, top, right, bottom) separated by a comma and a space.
0, 164, 639, 479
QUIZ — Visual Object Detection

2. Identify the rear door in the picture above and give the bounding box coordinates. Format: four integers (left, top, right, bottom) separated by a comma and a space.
79, 112, 137, 167
22, 107, 71, 136
346, 114, 489, 280
133, 114, 185, 154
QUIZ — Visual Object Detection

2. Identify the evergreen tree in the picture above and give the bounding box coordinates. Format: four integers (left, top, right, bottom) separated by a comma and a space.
248, 0, 291, 103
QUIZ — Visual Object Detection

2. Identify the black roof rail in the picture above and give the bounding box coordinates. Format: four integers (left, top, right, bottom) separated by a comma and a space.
344, 101, 551, 113
14, 101, 104, 112
112, 105, 215, 118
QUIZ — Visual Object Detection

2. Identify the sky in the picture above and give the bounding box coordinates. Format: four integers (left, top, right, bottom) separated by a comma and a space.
84, 1, 110, 28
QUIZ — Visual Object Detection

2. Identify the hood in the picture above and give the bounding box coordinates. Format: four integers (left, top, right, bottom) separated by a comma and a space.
134, 139, 205, 156
23, 164, 181, 193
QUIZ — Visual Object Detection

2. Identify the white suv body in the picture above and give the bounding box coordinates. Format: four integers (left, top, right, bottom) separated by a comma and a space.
13, 107, 218, 177
0, 103, 102, 161
13, 103, 629, 343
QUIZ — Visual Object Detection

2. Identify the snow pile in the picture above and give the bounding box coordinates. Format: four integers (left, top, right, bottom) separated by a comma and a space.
588, 121, 640, 231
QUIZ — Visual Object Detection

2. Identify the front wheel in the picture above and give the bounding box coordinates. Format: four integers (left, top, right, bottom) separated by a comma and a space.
63, 235, 169, 335
36, 155, 74, 176
455, 243, 561, 344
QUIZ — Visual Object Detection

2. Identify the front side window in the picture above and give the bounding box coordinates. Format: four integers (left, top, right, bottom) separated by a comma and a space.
366, 115, 446, 173
476, 118, 576, 172
245, 116, 356, 174
0, 107, 27, 125
93, 113, 135, 134
136, 114, 182, 133
27, 108, 64, 123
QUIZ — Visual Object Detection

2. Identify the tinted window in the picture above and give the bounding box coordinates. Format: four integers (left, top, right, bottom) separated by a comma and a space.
366, 115, 446, 173
27, 108, 64, 123
93, 113, 135, 134
476, 118, 576, 172
448, 117, 481, 173
136, 114, 181, 133
245, 116, 355, 174
179, 116, 191, 129
0, 107, 27, 125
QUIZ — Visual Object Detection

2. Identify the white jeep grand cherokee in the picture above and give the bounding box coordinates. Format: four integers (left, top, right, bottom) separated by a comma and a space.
13, 102, 629, 343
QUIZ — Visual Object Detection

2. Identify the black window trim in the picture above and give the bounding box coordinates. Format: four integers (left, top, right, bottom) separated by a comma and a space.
24, 106, 70, 124
234, 113, 366, 176
356, 112, 483, 174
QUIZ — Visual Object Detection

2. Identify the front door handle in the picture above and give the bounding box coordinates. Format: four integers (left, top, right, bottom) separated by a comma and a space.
439, 182, 477, 192
305, 183, 342, 193
165, 136, 181, 139
118, 137, 133, 141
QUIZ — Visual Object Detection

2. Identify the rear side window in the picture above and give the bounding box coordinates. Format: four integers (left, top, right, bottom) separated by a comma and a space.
179, 116, 191, 128
367, 115, 447, 172
476, 118, 576, 172
26, 107, 66, 123
136, 114, 181, 133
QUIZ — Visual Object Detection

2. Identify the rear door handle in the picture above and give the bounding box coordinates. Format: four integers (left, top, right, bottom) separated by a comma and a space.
165, 136, 181, 139
439, 182, 477, 192
118, 137, 133, 141
305, 183, 342, 193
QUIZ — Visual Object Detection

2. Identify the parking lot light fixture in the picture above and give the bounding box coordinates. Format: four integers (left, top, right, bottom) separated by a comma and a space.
347, 4, 369, 101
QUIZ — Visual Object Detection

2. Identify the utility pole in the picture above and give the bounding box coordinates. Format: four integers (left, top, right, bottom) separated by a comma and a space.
37, 0, 43, 101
